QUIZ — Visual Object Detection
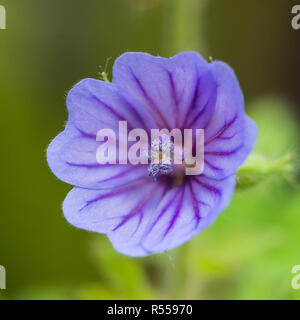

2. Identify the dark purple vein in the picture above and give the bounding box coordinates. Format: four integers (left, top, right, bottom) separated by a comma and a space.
163, 186, 185, 237
88, 90, 134, 131
96, 166, 140, 184
181, 76, 200, 129
113, 185, 157, 231
188, 181, 201, 226
205, 144, 242, 156
129, 67, 171, 130
167, 70, 178, 127
187, 100, 209, 128
204, 159, 223, 171
192, 177, 221, 196
146, 187, 181, 236
205, 113, 238, 146
79, 180, 147, 212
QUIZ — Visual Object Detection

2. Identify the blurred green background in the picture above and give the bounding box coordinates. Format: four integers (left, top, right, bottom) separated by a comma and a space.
0, 0, 300, 300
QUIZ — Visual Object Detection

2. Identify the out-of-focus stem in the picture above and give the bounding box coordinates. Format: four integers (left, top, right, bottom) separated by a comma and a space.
163, 0, 208, 55
236, 153, 295, 190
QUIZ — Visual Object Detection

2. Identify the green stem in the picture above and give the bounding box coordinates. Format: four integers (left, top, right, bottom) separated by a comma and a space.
163, 0, 208, 55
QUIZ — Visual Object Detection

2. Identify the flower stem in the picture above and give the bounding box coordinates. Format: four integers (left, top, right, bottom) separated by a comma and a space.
163, 0, 208, 55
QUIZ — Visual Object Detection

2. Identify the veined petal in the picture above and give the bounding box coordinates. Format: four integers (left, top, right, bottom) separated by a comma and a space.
140, 175, 236, 254
113, 51, 215, 130
203, 61, 258, 179
47, 124, 146, 189
67, 78, 149, 135
164, 52, 217, 130
47, 78, 153, 189
63, 175, 235, 256
63, 179, 166, 256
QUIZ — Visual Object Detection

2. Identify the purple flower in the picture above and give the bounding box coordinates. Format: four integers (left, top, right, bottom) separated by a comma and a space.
47, 52, 257, 256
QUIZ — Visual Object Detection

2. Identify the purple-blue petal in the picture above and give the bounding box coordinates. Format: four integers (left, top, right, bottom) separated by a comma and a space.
47, 123, 147, 189
203, 61, 258, 179
113, 51, 215, 130
63, 179, 166, 256
66, 78, 148, 135
47, 78, 153, 189
62, 175, 235, 256
140, 175, 236, 254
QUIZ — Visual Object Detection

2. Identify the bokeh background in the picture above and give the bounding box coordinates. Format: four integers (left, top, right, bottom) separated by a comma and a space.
0, 0, 300, 300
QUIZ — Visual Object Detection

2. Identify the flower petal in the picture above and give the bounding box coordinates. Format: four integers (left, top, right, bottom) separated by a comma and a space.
63, 179, 166, 256
66, 78, 148, 135
63, 175, 235, 256
140, 175, 236, 254
47, 78, 155, 189
203, 61, 258, 179
47, 124, 147, 189
113, 51, 215, 130
164, 52, 217, 130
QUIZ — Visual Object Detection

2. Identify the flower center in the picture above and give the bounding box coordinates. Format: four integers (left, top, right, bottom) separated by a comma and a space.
146, 135, 174, 181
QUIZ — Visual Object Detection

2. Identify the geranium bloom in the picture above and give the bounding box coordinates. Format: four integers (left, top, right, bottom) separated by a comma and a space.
47, 52, 257, 256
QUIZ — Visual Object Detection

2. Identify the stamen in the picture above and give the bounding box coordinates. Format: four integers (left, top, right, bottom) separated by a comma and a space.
148, 164, 160, 181
161, 139, 174, 154
147, 135, 175, 180
151, 139, 161, 152
159, 158, 173, 175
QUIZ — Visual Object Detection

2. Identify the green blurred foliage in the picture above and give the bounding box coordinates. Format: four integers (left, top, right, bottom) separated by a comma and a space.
237, 97, 299, 189
0, 0, 300, 300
